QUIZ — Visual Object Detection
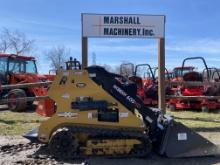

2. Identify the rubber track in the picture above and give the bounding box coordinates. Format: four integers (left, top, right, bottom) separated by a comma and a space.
55, 126, 152, 159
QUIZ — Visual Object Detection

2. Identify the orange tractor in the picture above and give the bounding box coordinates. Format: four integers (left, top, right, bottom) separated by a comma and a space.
0, 53, 55, 116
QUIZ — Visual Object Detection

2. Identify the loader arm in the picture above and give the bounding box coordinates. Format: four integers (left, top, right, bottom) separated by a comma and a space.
86, 66, 164, 136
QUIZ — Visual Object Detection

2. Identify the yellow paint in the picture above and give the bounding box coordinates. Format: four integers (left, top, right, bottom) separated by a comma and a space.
84, 139, 141, 155
38, 69, 145, 143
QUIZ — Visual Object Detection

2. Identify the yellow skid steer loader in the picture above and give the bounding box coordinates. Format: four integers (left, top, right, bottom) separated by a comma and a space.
24, 58, 218, 159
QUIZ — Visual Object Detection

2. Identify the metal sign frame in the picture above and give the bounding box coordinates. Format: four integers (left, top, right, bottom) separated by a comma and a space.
82, 13, 165, 38
81, 13, 166, 113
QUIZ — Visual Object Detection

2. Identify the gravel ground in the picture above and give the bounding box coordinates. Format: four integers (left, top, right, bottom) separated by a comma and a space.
0, 135, 220, 165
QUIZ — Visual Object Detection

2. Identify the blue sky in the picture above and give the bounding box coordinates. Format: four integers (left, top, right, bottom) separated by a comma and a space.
0, 0, 220, 73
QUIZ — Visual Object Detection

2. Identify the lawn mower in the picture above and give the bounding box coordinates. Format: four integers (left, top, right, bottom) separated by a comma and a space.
169, 57, 217, 112
120, 63, 158, 106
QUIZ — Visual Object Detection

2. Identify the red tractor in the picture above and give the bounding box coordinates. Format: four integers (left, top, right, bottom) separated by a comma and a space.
0, 53, 55, 116
169, 57, 217, 112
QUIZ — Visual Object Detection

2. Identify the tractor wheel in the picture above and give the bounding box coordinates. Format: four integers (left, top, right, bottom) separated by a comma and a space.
169, 104, 176, 111
8, 89, 27, 112
201, 105, 209, 113
27, 93, 34, 108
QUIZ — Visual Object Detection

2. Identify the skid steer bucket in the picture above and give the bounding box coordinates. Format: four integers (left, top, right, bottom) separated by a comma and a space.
23, 128, 38, 142
158, 121, 218, 158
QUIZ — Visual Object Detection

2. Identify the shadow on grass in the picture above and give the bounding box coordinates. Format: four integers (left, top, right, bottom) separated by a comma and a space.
192, 127, 220, 132
169, 109, 220, 114
0, 119, 41, 125
174, 116, 220, 123
0, 119, 16, 125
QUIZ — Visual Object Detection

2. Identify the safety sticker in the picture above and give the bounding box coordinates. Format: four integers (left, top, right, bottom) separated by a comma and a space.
88, 112, 97, 119
178, 133, 187, 141
89, 73, 96, 77
76, 83, 86, 88
119, 112, 129, 118
57, 112, 78, 118
88, 113, 93, 119
145, 116, 153, 123
73, 71, 83, 75
63, 71, 69, 76
62, 93, 70, 99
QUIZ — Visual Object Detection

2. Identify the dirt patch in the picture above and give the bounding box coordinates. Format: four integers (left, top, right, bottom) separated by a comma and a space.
0, 136, 57, 165
199, 132, 220, 146
0, 111, 220, 164
0, 136, 220, 165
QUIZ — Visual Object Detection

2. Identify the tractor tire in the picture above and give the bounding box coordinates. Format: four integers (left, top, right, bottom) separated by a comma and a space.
201, 105, 209, 113
8, 89, 27, 112
169, 104, 176, 111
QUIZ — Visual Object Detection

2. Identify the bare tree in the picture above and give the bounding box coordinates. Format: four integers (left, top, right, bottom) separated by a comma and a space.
102, 64, 133, 75
46, 46, 70, 70
0, 28, 35, 55
102, 64, 113, 72
0, 28, 11, 53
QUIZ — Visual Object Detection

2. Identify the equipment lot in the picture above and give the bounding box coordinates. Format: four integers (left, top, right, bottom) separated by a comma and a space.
1, 1, 220, 164
0, 108, 220, 165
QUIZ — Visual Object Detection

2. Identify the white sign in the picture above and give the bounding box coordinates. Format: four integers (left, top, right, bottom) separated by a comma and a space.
119, 112, 129, 118
177, 133, 187, 141
82, 14, 165, 38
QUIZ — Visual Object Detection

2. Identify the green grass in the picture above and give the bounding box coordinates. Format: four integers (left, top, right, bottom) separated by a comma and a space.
0, 111, 46, 135
167, 110, 220, 132
0, 110, 220, 135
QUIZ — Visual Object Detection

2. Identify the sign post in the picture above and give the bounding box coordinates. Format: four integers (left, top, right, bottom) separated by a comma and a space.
81, 13, 166, 113
82, 37, 88, 69
158, 38, 165, 114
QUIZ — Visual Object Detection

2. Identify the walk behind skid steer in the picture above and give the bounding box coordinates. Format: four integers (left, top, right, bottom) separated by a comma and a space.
25, 59, 217, 159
